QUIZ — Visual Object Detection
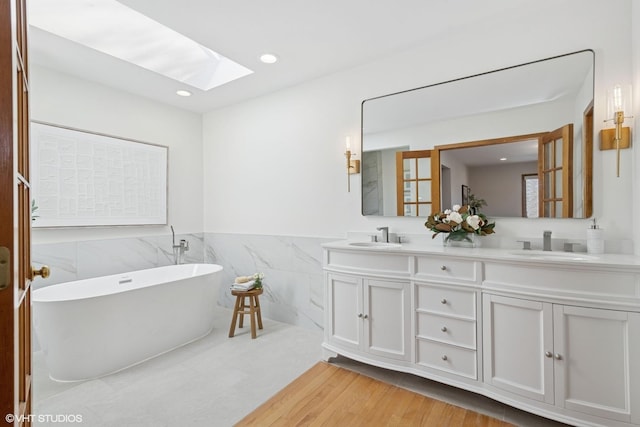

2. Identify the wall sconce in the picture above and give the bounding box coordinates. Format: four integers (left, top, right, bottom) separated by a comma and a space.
601, 84, 633, 177
345, 136, 360, 192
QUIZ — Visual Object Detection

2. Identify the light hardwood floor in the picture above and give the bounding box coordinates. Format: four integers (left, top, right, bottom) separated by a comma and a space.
236, 362, 514, 426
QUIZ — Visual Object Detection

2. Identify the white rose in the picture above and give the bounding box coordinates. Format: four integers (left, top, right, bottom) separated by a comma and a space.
444, 209, 452, 215
447, 211, 463, 224
452, 204, 461, 212
466, 215, 483, 230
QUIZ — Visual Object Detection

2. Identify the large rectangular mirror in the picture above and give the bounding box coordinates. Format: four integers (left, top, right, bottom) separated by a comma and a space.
361, 50, 594, 218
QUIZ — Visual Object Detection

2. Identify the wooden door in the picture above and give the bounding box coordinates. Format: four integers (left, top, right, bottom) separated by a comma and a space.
395, 150, 435, 216
1, 1, 41, 425
538, 124, 573, 218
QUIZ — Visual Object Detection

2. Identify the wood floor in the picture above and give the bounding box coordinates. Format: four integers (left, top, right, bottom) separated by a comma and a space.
235, 362, 514, 426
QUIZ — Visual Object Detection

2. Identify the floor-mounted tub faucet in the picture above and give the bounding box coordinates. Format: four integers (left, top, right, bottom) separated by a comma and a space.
543, 230, 552, 251
171, 226, 189, 264
376, 226, 389, 243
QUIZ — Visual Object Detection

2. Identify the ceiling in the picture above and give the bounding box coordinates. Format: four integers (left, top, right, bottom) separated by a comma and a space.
27, 0, 532, 113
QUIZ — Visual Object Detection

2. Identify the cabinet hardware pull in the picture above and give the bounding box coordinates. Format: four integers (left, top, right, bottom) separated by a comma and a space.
545, 351, 553, 358
555, 353, 562, 360
357, 313, 363, 318
440, 265, 447, 271
441, 355, 448, 361
441, 326, 447, 332
363, 314, 368, 319
441, 298, 447, 304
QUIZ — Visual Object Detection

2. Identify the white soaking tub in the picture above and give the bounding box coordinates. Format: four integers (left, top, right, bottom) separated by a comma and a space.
33, 263, 223, 382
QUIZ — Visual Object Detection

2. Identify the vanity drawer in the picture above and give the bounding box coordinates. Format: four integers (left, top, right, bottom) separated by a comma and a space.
417, 312, 476, 348
416, 339, 477, 379
326, 250, 409, 274
415, 256, 477, 282
416, 285, 476, 319
484, 262, 639, 300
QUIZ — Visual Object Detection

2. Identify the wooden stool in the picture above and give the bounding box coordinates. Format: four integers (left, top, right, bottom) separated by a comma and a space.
228, 288, 263, 339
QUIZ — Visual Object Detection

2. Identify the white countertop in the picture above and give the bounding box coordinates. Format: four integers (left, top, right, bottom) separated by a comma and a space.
322, 239, 640, 270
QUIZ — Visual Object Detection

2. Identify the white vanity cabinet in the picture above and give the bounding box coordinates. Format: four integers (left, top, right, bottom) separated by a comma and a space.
323, 242, 640, 427
483, 294, 640, 424
326, 272, 411, 362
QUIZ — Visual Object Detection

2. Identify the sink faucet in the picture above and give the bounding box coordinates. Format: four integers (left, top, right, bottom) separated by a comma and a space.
543, 230, 552, 251
171, 226, 190, 264
376, 226, 389, 243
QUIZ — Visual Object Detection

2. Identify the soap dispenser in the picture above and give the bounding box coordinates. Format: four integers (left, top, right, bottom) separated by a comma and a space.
587, 218, 604, 254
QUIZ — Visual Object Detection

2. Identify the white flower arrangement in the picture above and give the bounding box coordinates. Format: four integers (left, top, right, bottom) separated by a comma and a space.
425, 204, 495, 241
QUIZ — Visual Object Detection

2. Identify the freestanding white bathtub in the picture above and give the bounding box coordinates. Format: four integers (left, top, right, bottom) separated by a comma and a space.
33, 263, 223, 382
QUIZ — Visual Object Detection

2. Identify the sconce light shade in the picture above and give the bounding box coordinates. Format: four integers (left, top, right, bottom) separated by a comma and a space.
607, 85, 632, 118
601, 84, 633, 177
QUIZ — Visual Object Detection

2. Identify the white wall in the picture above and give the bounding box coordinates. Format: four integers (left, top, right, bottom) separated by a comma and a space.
203, 0, 635, 244
633, 1, 640, 255
30, 66, 204, 244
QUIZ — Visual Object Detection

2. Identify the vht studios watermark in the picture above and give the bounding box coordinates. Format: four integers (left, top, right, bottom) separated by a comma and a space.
5, 413, 83, 424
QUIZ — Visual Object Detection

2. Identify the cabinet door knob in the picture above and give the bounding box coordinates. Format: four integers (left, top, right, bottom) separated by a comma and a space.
363, 314, 368, 319
545, 351, 553, 358
555, 353, 562, 360
441, 355, 448, 361
357, 313, 363, 318
440, 265, 447, 271
441, 298, 447, 304
441, 326, 447, 332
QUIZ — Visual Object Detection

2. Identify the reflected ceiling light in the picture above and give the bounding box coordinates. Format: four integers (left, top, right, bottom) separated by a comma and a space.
176, 90, 192, 97
260, 53, 278, 64
499, 157, 507, 161
28, 0, 253, 91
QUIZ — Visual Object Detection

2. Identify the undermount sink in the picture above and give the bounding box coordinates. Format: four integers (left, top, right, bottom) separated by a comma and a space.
508, 250, 598, 261
348, 241, 402, 248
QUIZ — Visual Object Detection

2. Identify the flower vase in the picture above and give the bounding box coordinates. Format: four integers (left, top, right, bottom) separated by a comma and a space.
442, 232, 478, 248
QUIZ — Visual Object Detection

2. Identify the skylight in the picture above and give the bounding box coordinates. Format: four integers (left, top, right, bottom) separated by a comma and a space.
28, 0, 253, 91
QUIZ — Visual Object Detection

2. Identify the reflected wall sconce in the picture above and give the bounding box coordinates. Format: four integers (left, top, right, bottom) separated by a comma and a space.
345, 136, 360, 192
600, 84, 633, 177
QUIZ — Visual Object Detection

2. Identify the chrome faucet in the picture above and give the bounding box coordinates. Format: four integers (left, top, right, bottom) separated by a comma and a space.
171, 226, 189, 264
376, 226, 389, 243
543, 230, 552, 251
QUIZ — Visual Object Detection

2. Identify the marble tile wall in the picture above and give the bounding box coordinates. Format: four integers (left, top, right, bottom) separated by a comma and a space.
31, 233, 205, 289
31, 232, 332, 332
205, 233, 333, 331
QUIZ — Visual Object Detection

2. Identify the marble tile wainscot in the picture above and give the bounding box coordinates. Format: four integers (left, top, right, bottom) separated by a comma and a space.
205, 233, 336, 331
322, 240, 640, 427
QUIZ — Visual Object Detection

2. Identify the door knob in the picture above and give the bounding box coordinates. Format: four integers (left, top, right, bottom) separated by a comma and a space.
31, 265, 50, 279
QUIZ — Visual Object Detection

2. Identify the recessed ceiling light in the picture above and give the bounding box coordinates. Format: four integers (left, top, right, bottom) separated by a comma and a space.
176, 90, 192, 97
499, 157, 508, 161
260, 53, 278, 64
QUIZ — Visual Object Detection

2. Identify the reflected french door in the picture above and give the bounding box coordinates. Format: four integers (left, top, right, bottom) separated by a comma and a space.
395, 150, 435, 216
538, 124, 573, 218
